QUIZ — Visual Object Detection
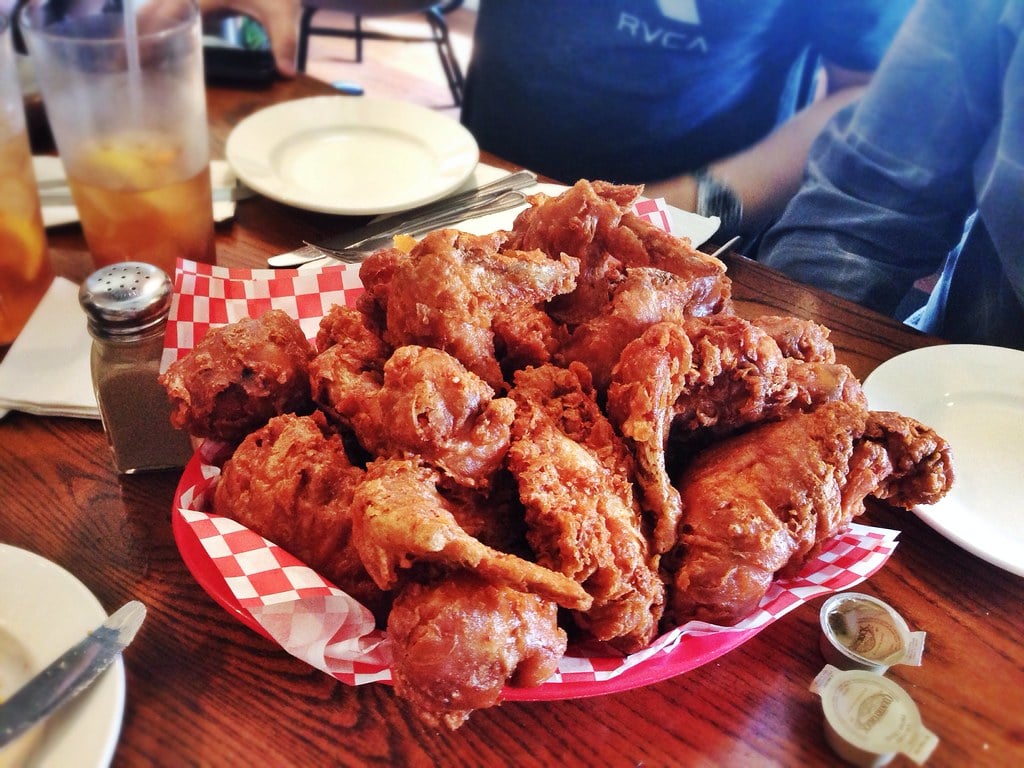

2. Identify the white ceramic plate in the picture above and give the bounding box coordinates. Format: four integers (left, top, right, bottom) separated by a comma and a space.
862, 344, 1024, 577
0, 544, 125, 767
225, 96, 479, 215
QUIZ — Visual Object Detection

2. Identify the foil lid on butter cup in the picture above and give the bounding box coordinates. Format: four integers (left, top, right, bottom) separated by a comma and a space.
811, 665, 938, 767
819, 592, 926, 673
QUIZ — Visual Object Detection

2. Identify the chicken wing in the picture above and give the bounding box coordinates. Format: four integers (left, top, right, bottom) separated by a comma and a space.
506, 180, 730, 325
350, 457, 593, 611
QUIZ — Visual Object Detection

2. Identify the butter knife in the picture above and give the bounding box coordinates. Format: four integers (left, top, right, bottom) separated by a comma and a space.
0, 601, 146, 747
267, 169, 537, 268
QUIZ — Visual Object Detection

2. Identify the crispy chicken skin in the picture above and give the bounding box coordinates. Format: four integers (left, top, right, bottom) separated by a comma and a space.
360, 228, 579, 390
508, 364, 664, 653
350, 457, 593, 612
308, 306, 389, 451
751, 315, 836, 363
862, 410, 956, 508
372, 346, 516, 489
212, 412, 387, 619
605, 322, 695, 555
557, 267, 714, 393
387, 573, 566, 730
160, 309, 314, 444
506, 180, 643, 325
312, 343, 515, 490
665, 401, 954, 627
315, 302, 388, 357
608, 316, 866, 554
505, 180, 731, 326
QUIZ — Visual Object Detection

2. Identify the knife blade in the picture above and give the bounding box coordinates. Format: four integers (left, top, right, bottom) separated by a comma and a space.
0, 600, 146, 747
309, 169, 537, 253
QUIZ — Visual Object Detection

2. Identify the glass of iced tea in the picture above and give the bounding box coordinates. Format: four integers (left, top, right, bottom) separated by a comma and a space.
0, 13, 52, 347
19, 0, 214, 276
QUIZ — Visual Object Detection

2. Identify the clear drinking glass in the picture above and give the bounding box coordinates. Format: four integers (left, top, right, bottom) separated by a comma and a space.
0, 12, 52, 346
19, 0, 215, 276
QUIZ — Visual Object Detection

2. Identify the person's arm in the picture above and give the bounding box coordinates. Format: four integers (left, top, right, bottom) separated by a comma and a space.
643, 62, 869, 238
759, 0, 995, 315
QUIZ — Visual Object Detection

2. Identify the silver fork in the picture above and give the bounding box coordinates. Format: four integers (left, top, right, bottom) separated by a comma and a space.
268, 187, 531, 268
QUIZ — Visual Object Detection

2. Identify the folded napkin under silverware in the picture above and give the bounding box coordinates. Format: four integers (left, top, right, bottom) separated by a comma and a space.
267, 169, 537, 268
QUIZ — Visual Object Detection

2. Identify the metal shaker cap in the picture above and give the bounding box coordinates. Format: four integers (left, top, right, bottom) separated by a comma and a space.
79, 262, 174, 339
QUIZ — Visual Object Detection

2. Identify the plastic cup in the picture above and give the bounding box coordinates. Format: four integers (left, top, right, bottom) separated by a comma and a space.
19, 0, 215, 276
0, 13, 53, 346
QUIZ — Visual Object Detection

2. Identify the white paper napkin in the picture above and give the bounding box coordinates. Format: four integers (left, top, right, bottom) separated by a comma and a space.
0, 277, 98, 420
33, 157, 245, 228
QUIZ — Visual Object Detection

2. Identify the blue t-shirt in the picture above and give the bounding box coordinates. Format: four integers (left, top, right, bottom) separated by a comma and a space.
760, 0, 1024, 350
460, 0, 913, 183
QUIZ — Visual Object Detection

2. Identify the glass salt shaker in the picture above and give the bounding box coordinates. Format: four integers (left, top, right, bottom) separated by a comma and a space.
79, 262, 193, 474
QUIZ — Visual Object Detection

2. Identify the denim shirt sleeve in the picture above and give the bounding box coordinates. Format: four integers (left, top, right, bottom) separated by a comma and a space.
759, 0, 1004, 316
808, 0, 916, 71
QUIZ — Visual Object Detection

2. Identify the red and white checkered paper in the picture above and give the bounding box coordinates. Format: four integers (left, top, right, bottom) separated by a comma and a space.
166, 199, 900, 699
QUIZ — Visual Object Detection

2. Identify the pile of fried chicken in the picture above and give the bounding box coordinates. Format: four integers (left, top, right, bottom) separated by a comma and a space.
160, 180, 954, 730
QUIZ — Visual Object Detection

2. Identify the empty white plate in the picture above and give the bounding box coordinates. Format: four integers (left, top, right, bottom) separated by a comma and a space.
225, 95, 479, 216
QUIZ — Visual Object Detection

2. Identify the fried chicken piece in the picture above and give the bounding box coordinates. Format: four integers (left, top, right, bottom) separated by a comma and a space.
356, 245, 407, 322
376, 346, 515, 488
665, 401, 954, 627
605, 322, 694, 555
313, 344, 515, 490
615, 211, 732, 312
350, 457, 593, 611
752, 315, 836, 363
212, 412, 387, 620
673, 315, 866, 436
361, 228, 579, 390
608, 316, 867, 554
308, 306, 389, 453
387, 573, 566, 730
160, 309, 314, 444
557, 267, 714, 392
506, 180, 731, 324
491, 303, 568, 379
861, 410, 956, 508
505, 180, 641, 325
315, 302, 387, 356
507, 364, 664, 653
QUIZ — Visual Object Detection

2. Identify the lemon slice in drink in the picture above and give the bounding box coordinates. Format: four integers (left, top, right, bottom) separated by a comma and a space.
0, 214, 46, 282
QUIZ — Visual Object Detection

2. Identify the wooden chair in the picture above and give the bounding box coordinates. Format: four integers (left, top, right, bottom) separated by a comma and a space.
296, 1, 465, 106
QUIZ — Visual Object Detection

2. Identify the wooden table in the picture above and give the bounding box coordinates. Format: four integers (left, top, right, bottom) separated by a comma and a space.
3, 75, 1022, 768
